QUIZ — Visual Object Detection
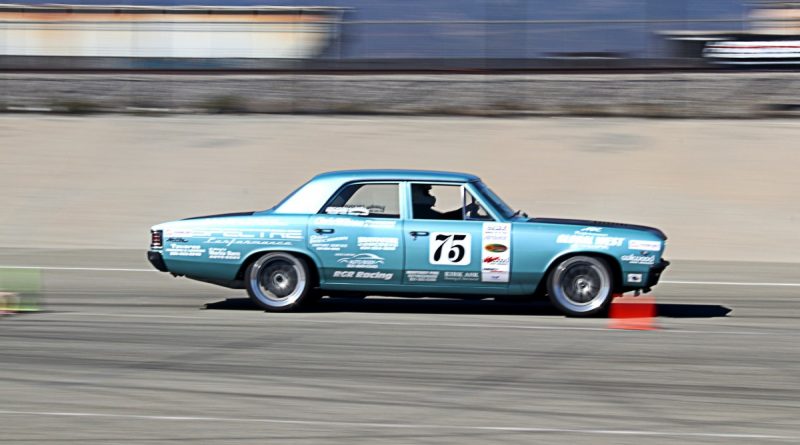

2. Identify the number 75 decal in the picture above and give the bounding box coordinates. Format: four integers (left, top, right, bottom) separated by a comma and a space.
429, 233, 472, 265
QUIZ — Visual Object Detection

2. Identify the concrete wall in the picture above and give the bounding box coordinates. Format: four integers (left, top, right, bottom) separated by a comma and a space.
1, 115, 797, 263
2, 73, 800, 118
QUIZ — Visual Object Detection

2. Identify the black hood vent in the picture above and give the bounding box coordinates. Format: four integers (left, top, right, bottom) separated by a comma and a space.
182, 211, 255, 221
529, 217, 666, 240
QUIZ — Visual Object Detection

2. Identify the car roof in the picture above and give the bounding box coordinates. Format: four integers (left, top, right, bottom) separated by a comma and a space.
271, 169, 482, 215
312, 169, 480, 183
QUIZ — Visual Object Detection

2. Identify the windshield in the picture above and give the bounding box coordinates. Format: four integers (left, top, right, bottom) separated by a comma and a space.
474, 181, 516, 219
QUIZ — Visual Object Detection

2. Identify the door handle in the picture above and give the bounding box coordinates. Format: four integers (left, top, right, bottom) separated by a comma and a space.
314, 228, 335, 234
410, 231, 429, 237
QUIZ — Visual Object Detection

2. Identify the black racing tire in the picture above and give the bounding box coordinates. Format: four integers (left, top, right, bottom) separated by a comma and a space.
245, 252, 311, 312
547, 255, 613, 317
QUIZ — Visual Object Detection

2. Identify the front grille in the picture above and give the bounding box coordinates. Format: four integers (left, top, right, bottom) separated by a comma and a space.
151, 229, 163, 249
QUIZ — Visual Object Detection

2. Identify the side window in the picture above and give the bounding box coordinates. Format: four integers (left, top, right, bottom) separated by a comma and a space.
411, 184, 464, 220
322, 183, 400, 218
465, 190, 492, 221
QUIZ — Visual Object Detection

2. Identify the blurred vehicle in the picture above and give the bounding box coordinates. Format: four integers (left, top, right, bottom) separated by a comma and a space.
663, 1, 800, 66
148, 170, 669, 316
703, 39, 800, 65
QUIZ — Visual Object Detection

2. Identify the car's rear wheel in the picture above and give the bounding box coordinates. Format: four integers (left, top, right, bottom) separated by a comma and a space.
547, 255, 613, 317
245, 252, 311, 312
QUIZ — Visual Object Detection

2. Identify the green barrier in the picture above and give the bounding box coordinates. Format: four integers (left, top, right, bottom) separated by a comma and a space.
0, 269, 42, 313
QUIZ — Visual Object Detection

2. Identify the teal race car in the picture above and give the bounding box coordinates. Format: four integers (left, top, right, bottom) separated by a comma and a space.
148, 170, 668, 316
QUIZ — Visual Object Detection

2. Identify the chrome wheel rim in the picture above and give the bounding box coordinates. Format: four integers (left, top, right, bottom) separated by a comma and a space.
551, 257, 611, 313
250, 254, 306, 308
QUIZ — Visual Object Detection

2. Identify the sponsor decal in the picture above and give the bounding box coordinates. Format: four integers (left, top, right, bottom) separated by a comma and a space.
482, 270, 509, 283
556, 233, 624, 248
628, 240, 662, 251
167, 228, 301, 239
621, 254, 656, 265
335, 253, 385, 269
443, 271, 480, 282
358, 237, 399, 251
162, 227, 304, 250
579, 226, 603, 233
164, 229, 195, 238
325, 206, 370, 216
208, 248, 241, 260
261, 229, 304, 240
310, 235, 348, 244
483, 256, 510, 266
310, 234, 349, 252
165, 244, 205, 257
406, 271, 440, 282
332, 270, 393, 280
205, 238, 292, 247
429, 233, 472, 265
192, 228, 304, 248
627, 273, 643, 283
482, 223, 511, 283
313, 217, 396, 229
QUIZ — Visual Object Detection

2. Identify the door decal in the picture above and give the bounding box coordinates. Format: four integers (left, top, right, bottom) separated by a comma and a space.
429, 233, 472, 265
481, 223, 511, 283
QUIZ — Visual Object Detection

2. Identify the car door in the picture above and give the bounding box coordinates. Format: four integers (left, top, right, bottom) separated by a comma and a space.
309, 181, 404, 286
402, 182, 510, 292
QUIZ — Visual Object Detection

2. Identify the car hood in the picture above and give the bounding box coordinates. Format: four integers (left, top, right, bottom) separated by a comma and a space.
528, 217, 666, 240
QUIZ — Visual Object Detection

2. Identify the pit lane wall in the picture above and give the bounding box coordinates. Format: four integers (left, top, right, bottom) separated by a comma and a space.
2, 72, 800, 117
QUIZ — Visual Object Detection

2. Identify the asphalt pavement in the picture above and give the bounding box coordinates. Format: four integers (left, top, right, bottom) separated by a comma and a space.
1, 249, 798, 444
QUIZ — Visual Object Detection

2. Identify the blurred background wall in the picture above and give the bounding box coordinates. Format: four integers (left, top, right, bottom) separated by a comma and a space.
2, 0, 798, 67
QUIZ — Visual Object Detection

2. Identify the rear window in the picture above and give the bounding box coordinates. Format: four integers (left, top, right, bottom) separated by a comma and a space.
321, 183, 400, 218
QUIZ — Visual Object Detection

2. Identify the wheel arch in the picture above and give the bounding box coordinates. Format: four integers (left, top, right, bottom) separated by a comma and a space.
534, 251, 623, 297
236, 248, 321, 287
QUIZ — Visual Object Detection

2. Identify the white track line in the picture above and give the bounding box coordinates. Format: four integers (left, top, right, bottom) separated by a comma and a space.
0, 266, 155, 272
1, 266, 799, 287
0, 410, 791, 440
662, 280, 800, 287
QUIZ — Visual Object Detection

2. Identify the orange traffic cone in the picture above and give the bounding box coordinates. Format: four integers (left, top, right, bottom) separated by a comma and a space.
609, 293, 657, 330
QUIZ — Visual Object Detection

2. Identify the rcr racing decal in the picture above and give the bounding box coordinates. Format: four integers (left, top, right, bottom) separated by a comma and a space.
332, 270, 393, 280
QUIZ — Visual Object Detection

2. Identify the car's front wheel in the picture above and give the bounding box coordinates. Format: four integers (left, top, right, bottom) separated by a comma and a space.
547, 255, 613, 317
245, 252, 311, 312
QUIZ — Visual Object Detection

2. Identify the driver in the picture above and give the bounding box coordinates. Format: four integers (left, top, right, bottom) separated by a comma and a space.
411, 184, 476, 220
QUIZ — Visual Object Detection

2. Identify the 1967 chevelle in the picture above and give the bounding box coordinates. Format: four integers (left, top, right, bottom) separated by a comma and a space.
148, 170, 668, 316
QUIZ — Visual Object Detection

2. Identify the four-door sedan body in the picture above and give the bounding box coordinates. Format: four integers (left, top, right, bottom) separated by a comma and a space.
148, 170, 668, 316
